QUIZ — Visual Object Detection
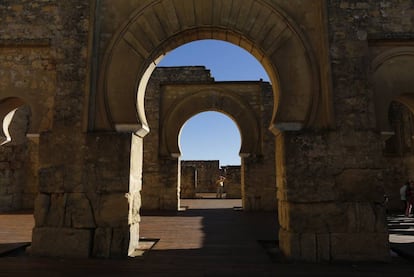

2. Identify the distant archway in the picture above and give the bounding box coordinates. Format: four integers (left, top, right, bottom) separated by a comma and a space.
372, 47, 414, 133
95, 0, 331, 259
0, 97, 31, 145
372, 47, 414, 213
160, 87, 260, 158
179, 111, 242, 199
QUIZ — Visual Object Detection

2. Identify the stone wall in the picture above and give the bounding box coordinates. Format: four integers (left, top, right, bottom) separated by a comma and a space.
180, 165, 196, 199
0, 103, 38, 211
242, 82, 276, 211
2, 0, 413, 262
0, 1, 135, 258
0, 143, 27, 211
274, 0, 414, 262
0, 1, 59, 212
181, 160, 220, 193
180, 162, 243, 199
142, 67, 214, 210
142, 67, 275, 210
330, 0, 414, 215
221, 165, 241, 199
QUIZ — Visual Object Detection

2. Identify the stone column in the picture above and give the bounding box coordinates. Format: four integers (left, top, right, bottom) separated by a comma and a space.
141, 157, 179, 210
180, 165, 196, 199
242, 155, 277, 211
31, 132, 132, 258
127, 133, 143, 256
276, 131, 389, 262
222, 166, 241, 199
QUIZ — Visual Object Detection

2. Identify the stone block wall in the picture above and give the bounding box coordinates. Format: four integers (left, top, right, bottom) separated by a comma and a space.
143, 67, 275, 210
32, 133, 132, 258
142, 67, 214, 210
0, 104, 38, 211
181, 160, 220, 193
329, 0, 414, 216
221, 165, 241, 199
0, 143, 27, 211
180, 165, 196, 199
242, 82, 276, 211
276, 130, 389, 261
2, 0, 412, 262
0, 1, 136, 258
274, 0, 414, 261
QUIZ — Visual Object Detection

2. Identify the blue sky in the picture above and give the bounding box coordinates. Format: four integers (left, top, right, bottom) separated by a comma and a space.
157, 40, 269, 166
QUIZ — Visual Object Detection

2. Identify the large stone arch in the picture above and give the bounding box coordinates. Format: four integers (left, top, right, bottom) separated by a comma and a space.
0, 97, 37, 211
372, 47, 414, 132
93, 0, 330, 260
160, 88, 260, 158
95, 0, 324, 134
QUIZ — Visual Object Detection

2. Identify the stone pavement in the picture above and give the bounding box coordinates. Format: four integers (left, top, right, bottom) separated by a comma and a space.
388, 214, 414, 261
0, 201, 413, 276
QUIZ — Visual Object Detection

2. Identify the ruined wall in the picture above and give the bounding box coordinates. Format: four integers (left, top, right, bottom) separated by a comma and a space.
242, 82, 276, 211
221, 165, 241, 199
180, 162, 242, 199
143, 67, 275, 210
277, 0, 414, 262
2, 0, 412, 262
0, 143, 27, 211
0, 1, 58, 211
142, 67, 214, 210
180, 165, 196, 199
181, 160, 220, 193
0, 1, 136, 258
0, 105, 38, 211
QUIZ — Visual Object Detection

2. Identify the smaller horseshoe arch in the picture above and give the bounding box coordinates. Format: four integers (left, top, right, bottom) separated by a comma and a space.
159, 88, 262, 159
0, 97, 31, 145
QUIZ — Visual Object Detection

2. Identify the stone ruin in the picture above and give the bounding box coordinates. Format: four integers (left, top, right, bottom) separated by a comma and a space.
1, 0, 414, 262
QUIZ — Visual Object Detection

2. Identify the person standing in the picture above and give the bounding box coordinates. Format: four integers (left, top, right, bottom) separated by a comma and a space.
406, 181, 414, 217
400, 181, 409, 214
216, 176, 225, 199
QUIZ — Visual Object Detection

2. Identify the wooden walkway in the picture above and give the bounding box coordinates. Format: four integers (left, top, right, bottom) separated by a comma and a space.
0, 200, 413, 276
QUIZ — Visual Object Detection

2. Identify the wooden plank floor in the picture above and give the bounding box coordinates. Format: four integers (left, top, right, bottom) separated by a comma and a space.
0, 212, 33, 256
0, 201, 413, 276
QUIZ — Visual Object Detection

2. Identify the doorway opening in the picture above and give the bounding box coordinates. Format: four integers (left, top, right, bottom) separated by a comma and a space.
179, 111, 242, 205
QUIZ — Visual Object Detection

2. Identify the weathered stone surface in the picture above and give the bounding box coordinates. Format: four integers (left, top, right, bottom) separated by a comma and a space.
128, 223, 140, 257
181, 160, 220, 193
95, 193, 129, 227
222, 165, 242, 199
64, 193, 96, 228
279, 229, 389, 262
110, 227, 129, 258
180, 165, 196, 199
39, 165, 64, 193
34, 193, 50, 227
279, 201, 387, 234
92, 227, 112, 258
45, 193, 66, 227
4, 0, 414, 262
31, 227, 92, 258
127, 191, 141, 225
335, 169, 384, 202
330, 232, 390, 262
143, 68, 275, 211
